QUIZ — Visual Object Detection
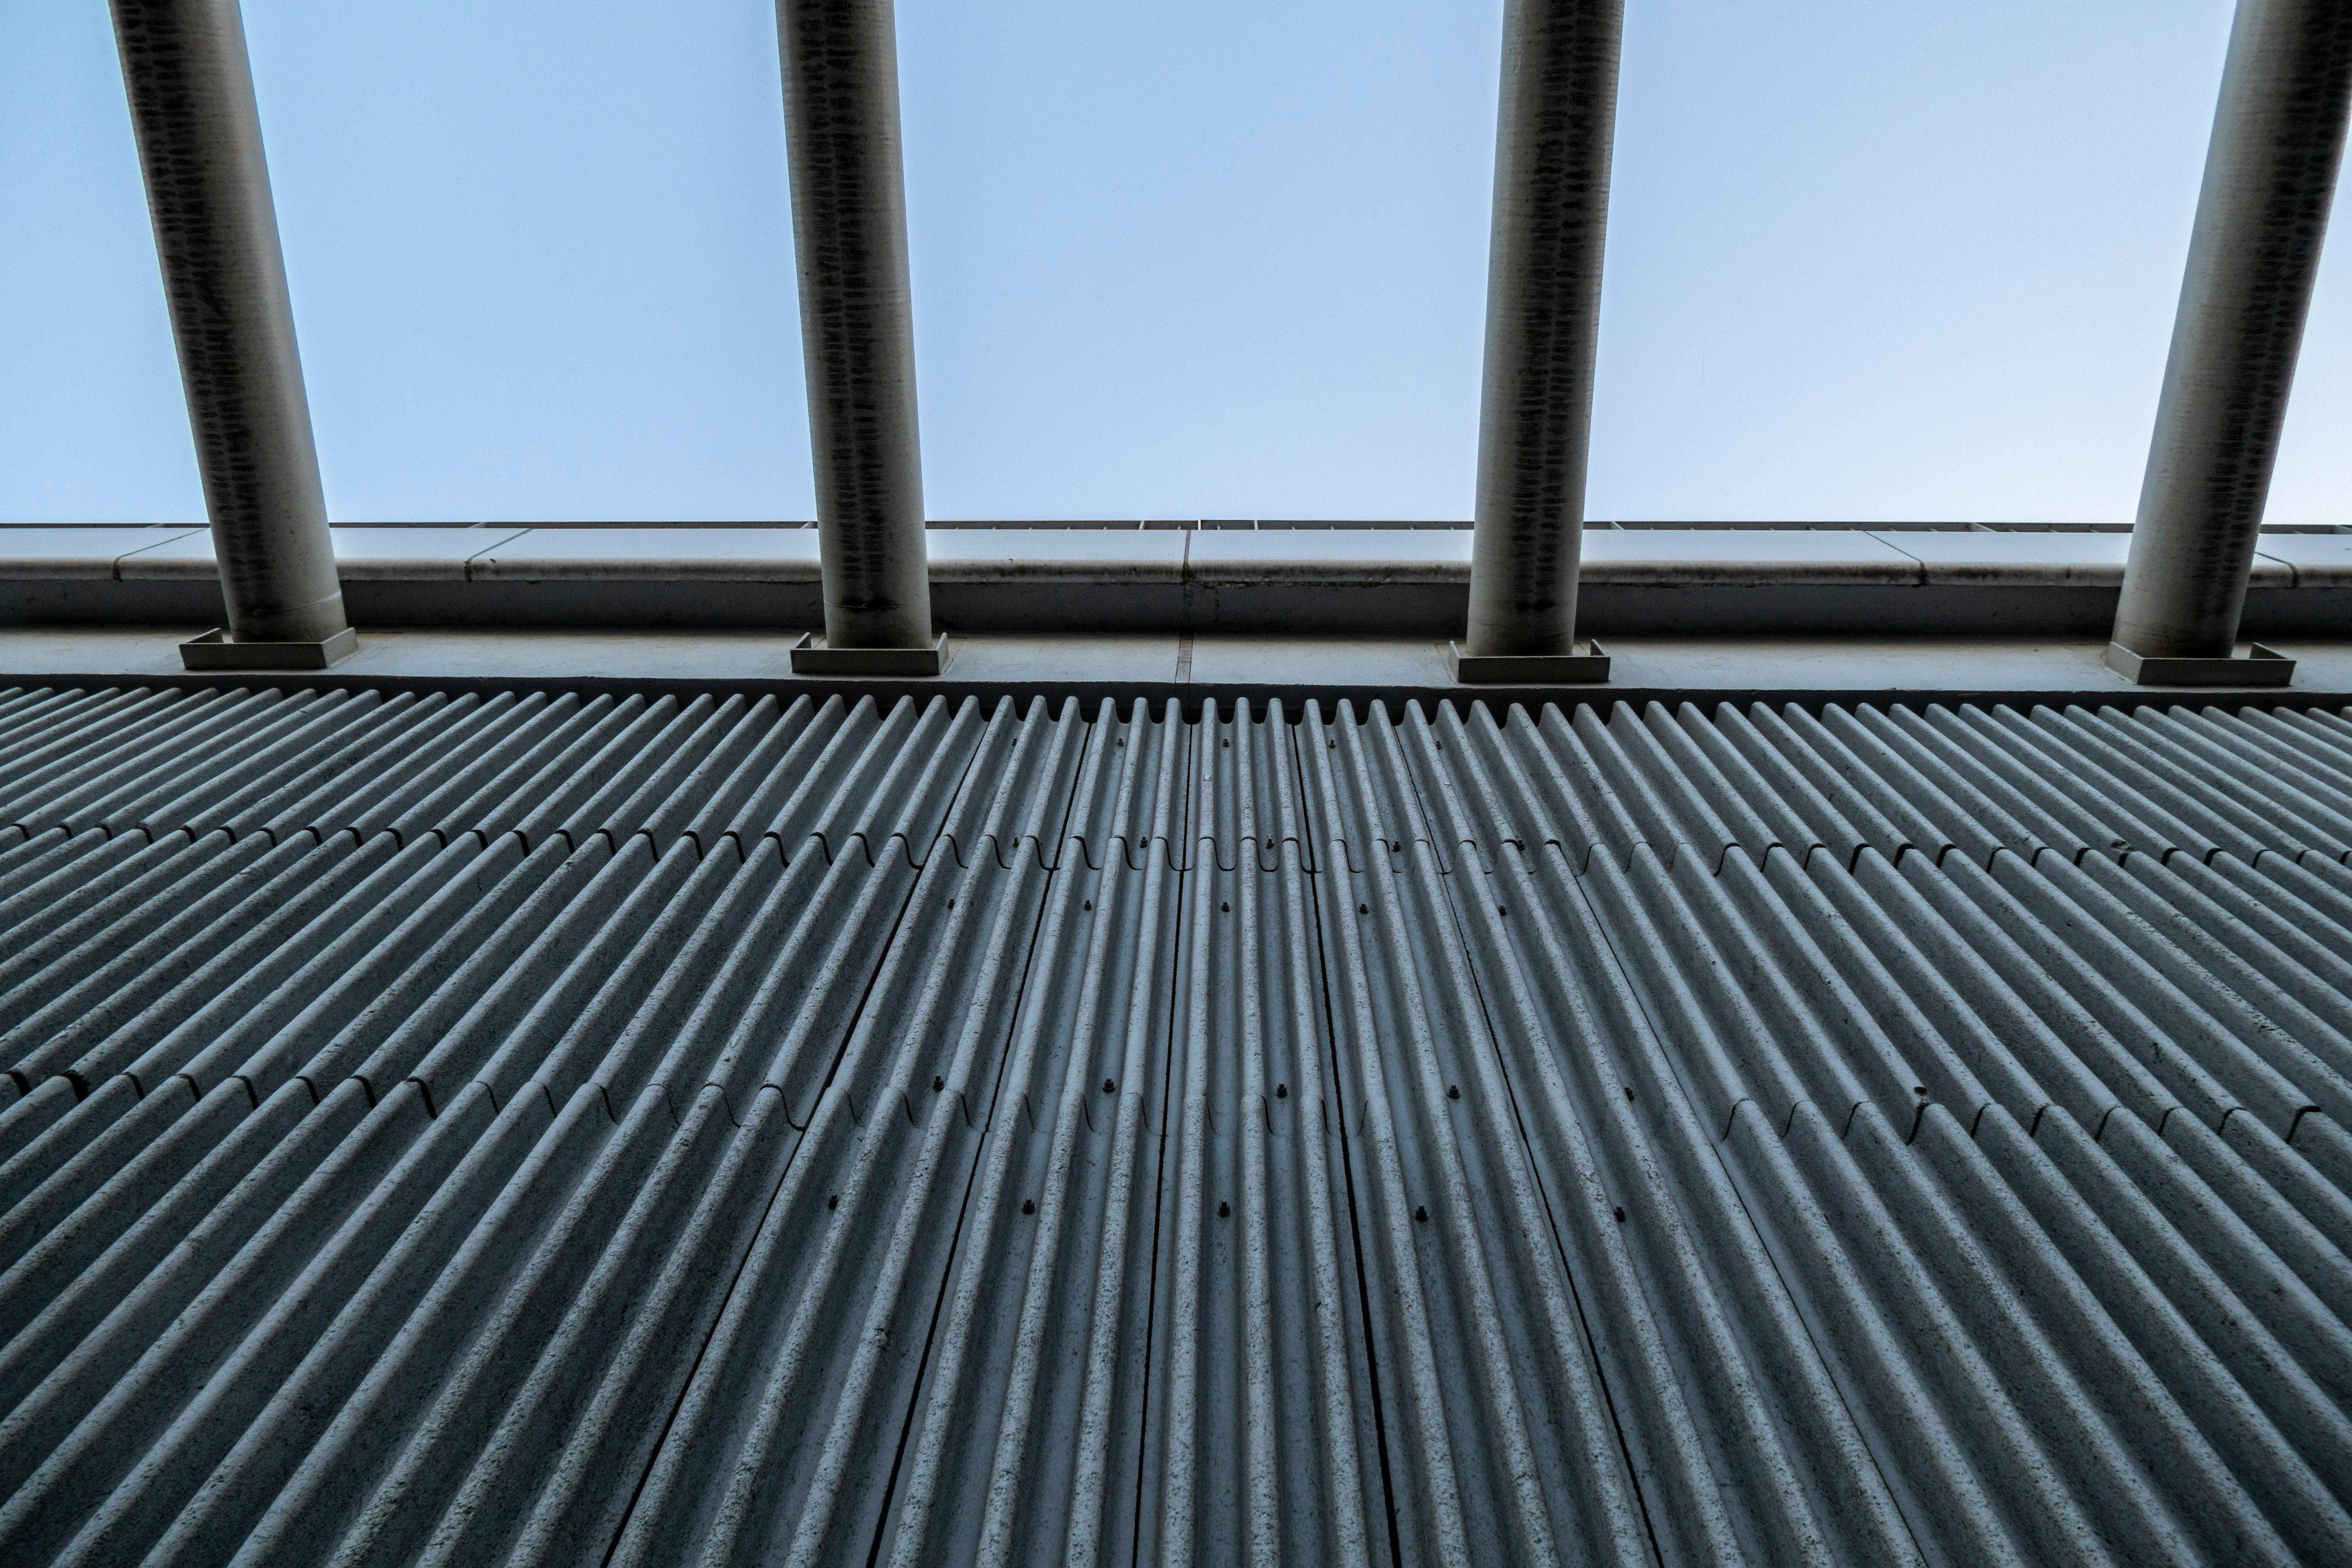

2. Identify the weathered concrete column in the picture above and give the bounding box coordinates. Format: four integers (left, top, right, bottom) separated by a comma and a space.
2108, 0, 2352, 686
1454, 0, 1625, 683
778, 0, 940, 671
111, 0, 353, 668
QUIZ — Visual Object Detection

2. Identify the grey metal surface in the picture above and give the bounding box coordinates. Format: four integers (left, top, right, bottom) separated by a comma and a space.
2114, 0, 2352, 661
2, 683, 2351, 1563
109, 0, 349, 649
779, 0, 933, 651
1467, 0, 1625, 659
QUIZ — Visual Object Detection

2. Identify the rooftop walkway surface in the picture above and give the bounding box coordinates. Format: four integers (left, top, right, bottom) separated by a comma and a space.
0, 678, 2349, 1563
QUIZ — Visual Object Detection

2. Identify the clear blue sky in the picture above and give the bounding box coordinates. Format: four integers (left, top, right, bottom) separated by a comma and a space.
2, 0, 2344, 524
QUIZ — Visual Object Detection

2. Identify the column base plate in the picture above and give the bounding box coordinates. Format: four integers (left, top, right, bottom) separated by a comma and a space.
1446, 639, 1610, 684
789, 632, 953, 677
2103, 640, 2294, 687
180, 627, 359, 671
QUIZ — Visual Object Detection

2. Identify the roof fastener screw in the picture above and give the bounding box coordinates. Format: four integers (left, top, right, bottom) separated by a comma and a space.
1498, 906, 1507, 916
1218, 1200, 1231, 1217
1275, 1083, 1287, 1098
1447, 1084, 1460, 1100
1614, 1207, 1627, 1223
1414, 1205, 1429, 1223
1103, 1077, 1116, 1094
1083, 899, 1092, 910
1623, 1086, 1634, 1101
947, 898, 955, 908
827, 1193, 838, 1210
1358, 902, 1369, 914
1221, 900, 1230, 912
1222, 739, 1229, 747
933, 1075, 944, 1092
1022, 1198, 1035, 1215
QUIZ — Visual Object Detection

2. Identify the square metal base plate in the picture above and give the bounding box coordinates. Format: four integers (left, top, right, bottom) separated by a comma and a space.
789, 631, 953, 677
1446, 639, 1610, 684
180, 627, 359, 671
2102, 640, 2294, 688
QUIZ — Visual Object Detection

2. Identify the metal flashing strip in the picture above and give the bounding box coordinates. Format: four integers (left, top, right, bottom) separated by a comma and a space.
1, 683, 2349, 1565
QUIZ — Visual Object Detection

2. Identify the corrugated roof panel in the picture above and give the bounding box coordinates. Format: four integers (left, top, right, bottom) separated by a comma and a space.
1309, 698, 1665, 1566
1133, 707, 1374, 1565
0, 685, 2349, 1564
610, 729, 1080, 1567
873, 707, 1208, 1567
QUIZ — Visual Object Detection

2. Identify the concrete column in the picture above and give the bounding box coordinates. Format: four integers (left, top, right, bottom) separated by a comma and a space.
2110, 0, 2352, 675
779, 0, 933, 653
1462, 0, 1626, 668
111, 0, 351, 657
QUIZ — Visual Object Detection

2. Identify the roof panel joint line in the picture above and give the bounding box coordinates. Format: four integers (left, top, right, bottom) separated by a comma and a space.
1288, 708, 1409, 1568
2107, 0, 2352, 687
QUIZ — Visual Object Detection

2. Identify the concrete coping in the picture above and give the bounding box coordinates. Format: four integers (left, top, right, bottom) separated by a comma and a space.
0, 524, 2325, 590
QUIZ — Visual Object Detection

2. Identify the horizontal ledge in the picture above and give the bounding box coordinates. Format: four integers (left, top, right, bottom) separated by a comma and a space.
16, 518, 2344, 530
0, 525, 2322, 581
8, 630, 2351, 717
6, 579, 2347, 640
0, 527, 2341, 636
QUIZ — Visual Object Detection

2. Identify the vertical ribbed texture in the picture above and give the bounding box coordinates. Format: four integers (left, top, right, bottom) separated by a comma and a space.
2, 684, 2350, 1563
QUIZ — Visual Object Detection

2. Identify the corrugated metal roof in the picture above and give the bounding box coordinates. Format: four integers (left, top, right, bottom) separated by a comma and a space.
1, 681, 2349, 1565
